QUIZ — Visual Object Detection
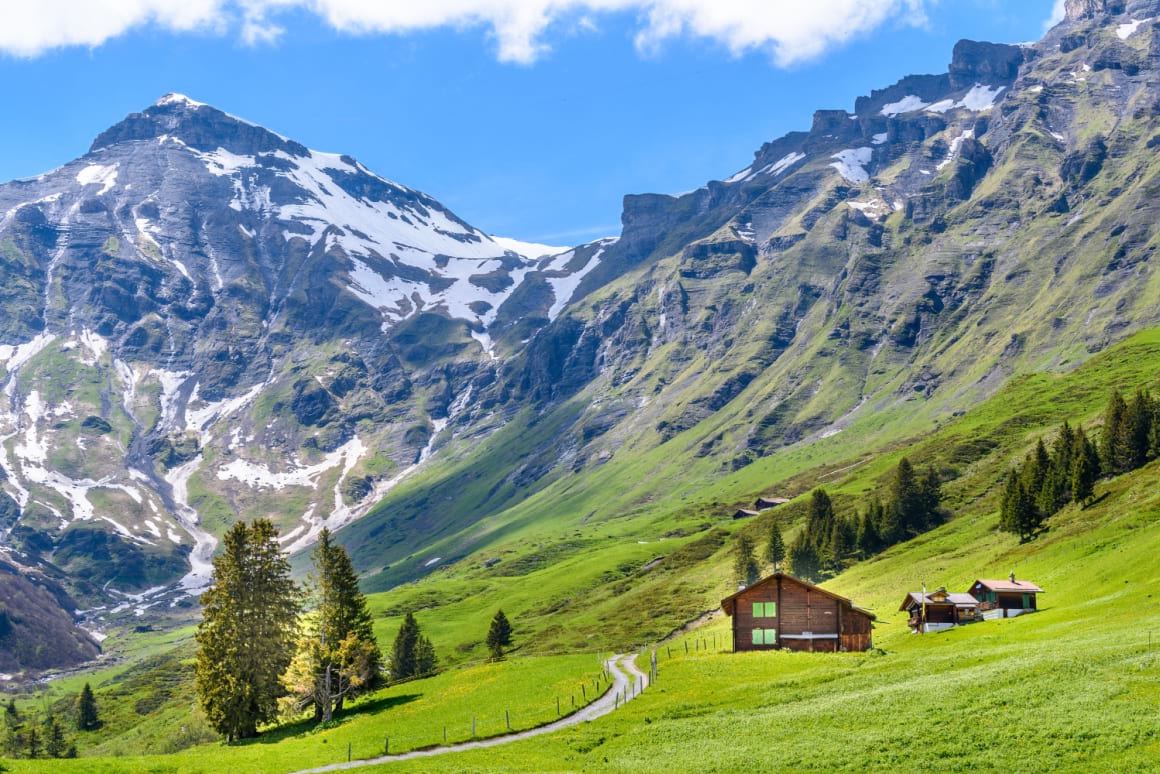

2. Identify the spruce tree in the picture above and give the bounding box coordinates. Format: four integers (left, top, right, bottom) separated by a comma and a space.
733, 534, 761, 588
76, 683, 100, 731
390, 613, 420, 681
43, 716, 67, 759
889, 458, 924, 537
1125, 389, 1153, 471
486, 610, 513, 660
195, 520, 301, 742
856, 502, 882, 556
414, 636, 437, 676
765, 517, 786, 572
308, 528, 381, 718
918, 466, 944, 531
1102, 389, 1129, 475
788, 538, 822, 583
999, 472, 1019, 534
1071, 432, 1100, 507
25, 725, 39, 759
3, 700, 22, 759
824, 519, 850, 576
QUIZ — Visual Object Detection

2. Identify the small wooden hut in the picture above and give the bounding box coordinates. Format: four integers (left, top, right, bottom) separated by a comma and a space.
899, 587, 979, 633
970, 574, 1043, 619
755, 496, 790, 510
721, 572, 876, 652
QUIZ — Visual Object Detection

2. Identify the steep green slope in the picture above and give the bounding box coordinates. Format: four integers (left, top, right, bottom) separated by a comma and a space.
9, 329, 1160, 771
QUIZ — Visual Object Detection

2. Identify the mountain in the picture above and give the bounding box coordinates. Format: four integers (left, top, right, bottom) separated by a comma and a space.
0, 94, 607, 656
4, 0, 1160, 672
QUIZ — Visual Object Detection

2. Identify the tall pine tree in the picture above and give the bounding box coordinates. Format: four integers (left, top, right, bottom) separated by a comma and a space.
486, 610, 513, 660
76, 683, 100, 731
733, 534, 761, 588
195, 520, 300, 742
765, 517, 786, 572
389, 613, 437, 681
1070, 430, 1100, 507
1101, 389, 1130, 475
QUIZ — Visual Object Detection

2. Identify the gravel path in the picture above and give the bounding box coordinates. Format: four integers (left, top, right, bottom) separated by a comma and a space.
290, 653, 645, 773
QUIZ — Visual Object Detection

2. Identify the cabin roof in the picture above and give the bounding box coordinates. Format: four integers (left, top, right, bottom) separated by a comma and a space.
732, 509, 760, 519
721, 572, 876, 620
973, 579, 1044, 593
899, 592, 978, 612
757, 496, 790, 504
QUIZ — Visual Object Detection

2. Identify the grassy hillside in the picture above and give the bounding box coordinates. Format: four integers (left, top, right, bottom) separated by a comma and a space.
5, 329, 1160, 771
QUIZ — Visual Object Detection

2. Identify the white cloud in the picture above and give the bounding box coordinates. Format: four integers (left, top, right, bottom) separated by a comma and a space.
1045, 0, 1067, 31
1, 0, 930, 66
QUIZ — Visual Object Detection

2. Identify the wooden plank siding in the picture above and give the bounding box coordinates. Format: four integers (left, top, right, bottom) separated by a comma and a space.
722, 573, 875, 653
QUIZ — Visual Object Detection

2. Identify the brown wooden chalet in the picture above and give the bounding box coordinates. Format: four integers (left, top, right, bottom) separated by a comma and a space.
970, 573, 1043, 620
721, 572, 875, 653
755, 496, 790, 510
899, 587, 979, 633
732, 508, 760, 520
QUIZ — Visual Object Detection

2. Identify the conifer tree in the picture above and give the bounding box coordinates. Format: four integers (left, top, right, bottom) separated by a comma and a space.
76, 683, 100, 731
765, 517, 786, 572
999, 472, 1020, 534
414, 635, 438, 676
25, 724, 39, 759
733, 534, 761, 588
195, 519, 301, 742
824, 519, 851, 575
856, 501, 883, 556
486, 610, 513, 660
43, 716, 67, 759
3, 700, 22, 759
390, 612, 420, 681
305, 528, 381, 719
788, 538, 822, 583
1102, 389, 1130, 475
889, 458, 924, 537
1125, 388, 1153, 470
1071, 431, 1100, 507
918, 466, 944, 531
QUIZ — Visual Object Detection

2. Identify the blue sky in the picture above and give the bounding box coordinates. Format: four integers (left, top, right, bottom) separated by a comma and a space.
0, 1, 1060, 246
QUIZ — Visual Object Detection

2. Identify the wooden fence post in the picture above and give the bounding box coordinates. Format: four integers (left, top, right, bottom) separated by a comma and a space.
582, 684, 586, 701
472, 717, 476, 738
384, 737, 389, 755
347, 743, 351, 762
444, 727, 447, 744
556, 696, 560, 715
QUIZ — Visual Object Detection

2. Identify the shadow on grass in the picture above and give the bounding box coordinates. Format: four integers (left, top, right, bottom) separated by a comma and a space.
234, 694, 423, 747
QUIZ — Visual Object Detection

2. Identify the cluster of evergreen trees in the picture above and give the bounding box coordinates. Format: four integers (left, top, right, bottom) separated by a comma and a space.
1000, 387, 1159, 542
788, 459, 943, 582
387, 612, 437, 683
3, 699, 75, 760
1, 683, 99, 759
194, 521, 386, 741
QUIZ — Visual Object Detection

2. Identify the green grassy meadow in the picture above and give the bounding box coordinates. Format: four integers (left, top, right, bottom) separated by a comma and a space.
6, 331, 1160, 771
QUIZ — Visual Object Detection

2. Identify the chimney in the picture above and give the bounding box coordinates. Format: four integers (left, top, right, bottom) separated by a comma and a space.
738, 584, 746, 592
1009, 571, 1016, 583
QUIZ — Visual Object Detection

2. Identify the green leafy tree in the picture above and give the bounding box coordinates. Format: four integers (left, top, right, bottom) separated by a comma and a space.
765, 516, 786, 572
486, 610, 513, 660
733, 534, 761, 588
195, 520, 301, 742
76, 683, 100, 731
281, 632, 379, 724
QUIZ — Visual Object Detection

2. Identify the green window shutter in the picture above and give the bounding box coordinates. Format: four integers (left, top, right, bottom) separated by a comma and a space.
751, 628, 761, 645
752, 602, 762, 618
1022, 593, 1029, 608
764, 630, 777, 645
768, 603, 776, 618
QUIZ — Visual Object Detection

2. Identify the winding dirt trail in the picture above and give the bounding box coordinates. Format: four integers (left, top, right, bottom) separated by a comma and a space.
290, 653, 647, 773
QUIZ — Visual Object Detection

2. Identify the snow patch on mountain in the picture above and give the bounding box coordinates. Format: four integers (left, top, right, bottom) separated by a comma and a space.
490, 236, 568, 260
880, 95, 930, 116
1117, 19, 1150, 39
830, 148, 874, 184
546, 238, 618, 321
75, 164, 118, 195
881, 84, 1005, 117
937, 130, 975, 171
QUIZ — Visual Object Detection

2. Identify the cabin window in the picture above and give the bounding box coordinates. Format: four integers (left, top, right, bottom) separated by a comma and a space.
752, 602, 776, 618
751, 628, 777, 645
1022, 593, 1030, 608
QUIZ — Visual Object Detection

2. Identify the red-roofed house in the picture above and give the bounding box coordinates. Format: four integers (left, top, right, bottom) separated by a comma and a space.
970, 573, 1043, 620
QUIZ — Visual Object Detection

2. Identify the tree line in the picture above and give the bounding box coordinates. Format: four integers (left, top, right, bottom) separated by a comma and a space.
1, 682, 100, 760
734, 457, 944, 585
1000, 387, 1159, 541
193, 519, 515, 742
